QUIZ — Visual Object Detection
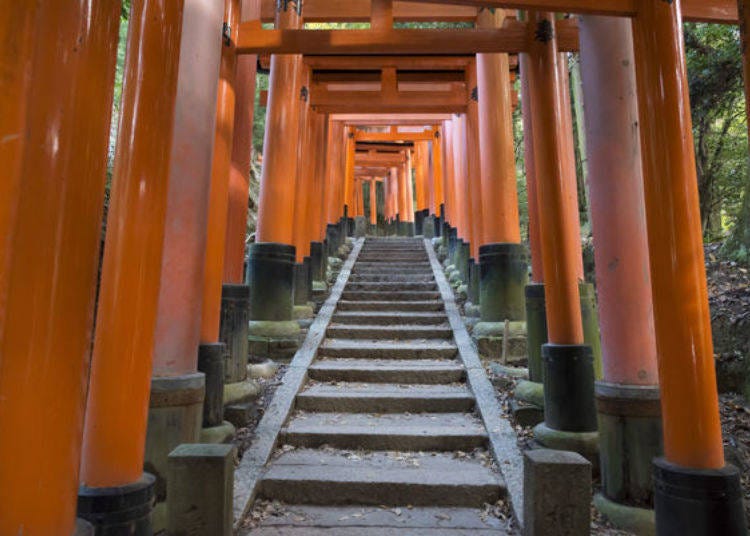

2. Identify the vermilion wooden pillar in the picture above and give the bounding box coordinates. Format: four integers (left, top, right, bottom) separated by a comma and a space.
370, 180, 378, 225
528, 12, 598, 448
442, 120, 457, 229
432, 128, 445, 217
224, 0, 260, 283
633, 2, 745, 532
0, 3, 119, 533
579, 15, 661, 523
453, 115, 471, 245
473, 8, 527, 330
520, 53, 544, 283
466, 62, 484, 260
415, 141, 428, 213
343, 127, 357, 223
476, 8, 521, 245
325, 121, 344, 226
310, 113, 329, 243
293, 64, 314, 262
81, 3, 223, 532
256, 6, 301, 245
202, 0, 241, 342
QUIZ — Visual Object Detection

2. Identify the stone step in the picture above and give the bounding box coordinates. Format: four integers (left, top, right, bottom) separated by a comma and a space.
355, 262, 431, 268
259, 450, 503, 507
308, 358, 464, 384
280, 412, 488, 451
326, 324, 452, 340
357, 257, 429, 263
340, 291, 441, 301
336, 300, 444, 312
295, 382, 474, 413
332, 311, 448, 325
319, 339, 458, 360
349, 274, 435, 283
346, 282, 437, 292
248, 505, 510, 534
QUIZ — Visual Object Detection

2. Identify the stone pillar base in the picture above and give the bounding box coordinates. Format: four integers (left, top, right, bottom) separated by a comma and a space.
78, 473, 155, 536
423, 215, 435, 238
512, 379, 545, 428
654, 458, 746, 536
533, 422, 600, 467
542, 343, 597, 432
596, 383, 662, 506
524, 283, 548, 384
200, 421, 236, 444
219, 284, 249, 385
472, 321, 527, 364
248, 320, 301, 363
145, 373, 205, 510
293, 304, 315, 329
478, 243, 529, 323
594, 493, 655, 536
354, 216, 367, 237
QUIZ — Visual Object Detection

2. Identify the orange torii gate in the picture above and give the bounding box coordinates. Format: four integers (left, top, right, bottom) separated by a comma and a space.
2, 0, 749, 534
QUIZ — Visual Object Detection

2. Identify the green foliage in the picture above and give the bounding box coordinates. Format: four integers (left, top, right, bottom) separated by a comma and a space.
684, 23, 749, 246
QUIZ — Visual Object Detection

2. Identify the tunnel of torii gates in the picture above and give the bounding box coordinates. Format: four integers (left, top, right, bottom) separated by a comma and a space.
2, 0, 750, 534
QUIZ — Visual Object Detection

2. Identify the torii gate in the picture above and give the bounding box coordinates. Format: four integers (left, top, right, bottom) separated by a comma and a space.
2, 1, 749, 535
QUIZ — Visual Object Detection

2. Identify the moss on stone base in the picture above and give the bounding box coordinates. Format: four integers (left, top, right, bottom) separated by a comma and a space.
515, 380, 545, 408
594, 493, 655, 536
472, 321, 527, 363
223, 379, 260, 406
533, 422, 599, 468
200, 420, 236, 444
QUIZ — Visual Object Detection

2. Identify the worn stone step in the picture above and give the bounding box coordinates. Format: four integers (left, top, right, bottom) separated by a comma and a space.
332, 311, 448, 325
280, 412, 487, 451
336, 300, 444, 312
308, 358, 464, 384
341, 291, 441, 301
247, 505, 511, 534
355, 262, 431, 268
319, 339, 458, 360
352, 266, 432, 273
295, 382, 474, 413
346, 282, 437, 292
259, 450, 503, 507
326, 324, 452, 340
349, 274, 435, 283
357, 257, 429, 263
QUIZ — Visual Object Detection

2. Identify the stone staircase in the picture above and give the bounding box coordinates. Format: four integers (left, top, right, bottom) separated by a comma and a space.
247, 238, 509, 534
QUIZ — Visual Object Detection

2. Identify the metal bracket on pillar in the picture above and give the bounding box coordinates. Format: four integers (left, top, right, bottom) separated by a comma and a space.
222, 22, 231, 47
300, 86, 309, 102
535, 19, 554, 43
470, 87, 478, 102
276, 0, 303, 15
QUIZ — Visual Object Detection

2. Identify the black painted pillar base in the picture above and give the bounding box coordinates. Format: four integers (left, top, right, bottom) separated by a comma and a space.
458, 242, 470, 282
197, 343, 226, 428
246, 243, 300, 362
594, 382, 661, 534
467, 258, 480, 304
415, 210, 425, 236
524, 283, 548, 384
479, 243, 529, 323
247, 243, 295, 321
78, 473, 156, 536
310, 241, 325, 282
326, 225, 340, 257
294, 261, 311, 306
654, 458, 747, 536
219, 284, 249, 384
542, 343, 597, 432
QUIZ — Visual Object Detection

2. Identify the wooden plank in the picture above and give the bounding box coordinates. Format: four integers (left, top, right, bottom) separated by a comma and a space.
304, 55, 473, 70
355, 131, 435, 142
259, 0, 479, 23
682, 0, 737, 23
375, 0, 636, 17
382, 0, 738, 23
332, 113, 453, 124
237, 27, 528, 55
